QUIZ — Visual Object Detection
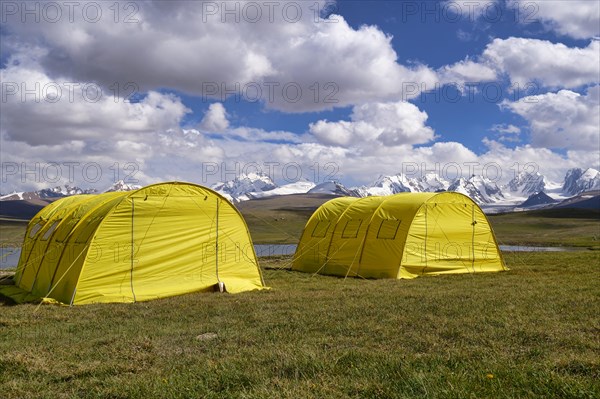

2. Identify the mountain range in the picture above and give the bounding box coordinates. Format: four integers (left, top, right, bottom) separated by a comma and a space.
0, 180, 139, 201
2, 169, 599, 210
211, 168, 599, 207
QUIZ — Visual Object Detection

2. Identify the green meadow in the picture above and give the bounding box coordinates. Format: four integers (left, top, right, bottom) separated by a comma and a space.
1, 252, 598, 398
1, 198, 599, 398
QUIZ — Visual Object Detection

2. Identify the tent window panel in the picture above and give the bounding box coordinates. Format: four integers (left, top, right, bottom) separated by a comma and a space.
41, 221, 59, 241
377, 219, 401, 240
29, 222, 43, 238
311, 221, 330, 238
341, 219, 362, 239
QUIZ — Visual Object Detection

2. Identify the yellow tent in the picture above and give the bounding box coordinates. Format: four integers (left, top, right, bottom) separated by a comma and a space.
2, 182, 265, 305
292, 192, 506, 279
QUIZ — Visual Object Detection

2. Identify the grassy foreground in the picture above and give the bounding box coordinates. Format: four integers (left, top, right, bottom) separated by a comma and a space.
1, 251, 599, 398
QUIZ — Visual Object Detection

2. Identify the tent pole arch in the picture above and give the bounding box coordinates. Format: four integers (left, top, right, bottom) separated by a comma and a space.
215, 197, 220, 284
28, 204, 84, 291
130, 197, 136, 302
321, 197, 377, 272
14, 198, 74, 285
354, 195, 396, 278
291, 197, 358, 272
44, 194, 127, 295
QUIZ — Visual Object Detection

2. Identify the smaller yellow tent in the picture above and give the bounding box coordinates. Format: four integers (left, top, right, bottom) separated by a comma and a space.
292, 192, 506, 279
1, 182, 265, 305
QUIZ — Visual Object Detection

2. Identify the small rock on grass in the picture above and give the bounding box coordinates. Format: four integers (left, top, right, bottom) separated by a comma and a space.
195, 333, 218, 341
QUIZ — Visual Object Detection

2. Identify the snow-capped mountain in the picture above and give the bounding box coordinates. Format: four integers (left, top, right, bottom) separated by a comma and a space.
355, 174, 412, 196
0, 185, 97, 201
447, 175, 504, 204
352, 173, 502, 204
103, 180, 142, 193
211, 172, 277, 201
244, 180, 316, 200
307, 181, 354, 196
505, 171, 548, 197
211, 173, 318, 202
562, 168, 600, 196
2, 167, 598, 208
416, 172, 450, 192
357, 173, 450, 196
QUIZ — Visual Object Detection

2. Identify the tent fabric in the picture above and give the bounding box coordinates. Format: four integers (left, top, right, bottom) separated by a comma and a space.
2, 182, 265, 305
292, 192, 506, 279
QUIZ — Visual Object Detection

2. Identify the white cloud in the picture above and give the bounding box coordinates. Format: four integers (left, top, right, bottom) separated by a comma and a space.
482, 38, 600, 89
478, 139, 598, 183
491, 124, 521, 134
438, 58, 498, 85
2, 1, 437, 113
490, 124, 522, 143
508, 0, 600, 39
309, 101, 435, 148
501, 86, 600, 150
0, 50, 190, 146
199, 103, 230, 132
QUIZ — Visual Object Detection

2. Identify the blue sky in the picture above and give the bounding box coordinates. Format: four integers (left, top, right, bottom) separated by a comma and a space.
1, 0, 599, 191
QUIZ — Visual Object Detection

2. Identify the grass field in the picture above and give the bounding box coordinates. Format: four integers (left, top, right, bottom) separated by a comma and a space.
0, 219, 27, 247
1, 252, 599, 398
488, 210, 600, 249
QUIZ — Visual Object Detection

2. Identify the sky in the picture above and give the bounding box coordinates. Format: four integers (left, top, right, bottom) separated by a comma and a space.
0, 0, 599, 192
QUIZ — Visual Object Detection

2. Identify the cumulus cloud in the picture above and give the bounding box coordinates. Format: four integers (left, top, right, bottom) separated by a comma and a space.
482, 38, 600, 89
1, 1, 437, 113
199, 103, 230, 132
0, 50, 190, 146
478, 139, 598, 183
438, 58, 498, 85
508, 0, 600, 39
491, 124, 521, 134
309, 101, 435, 149
490, 124, 521, 142
501, 86, 600, 150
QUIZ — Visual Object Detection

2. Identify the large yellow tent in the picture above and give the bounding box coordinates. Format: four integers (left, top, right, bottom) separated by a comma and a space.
292, 192, 506, 279
2, 182, 265, 305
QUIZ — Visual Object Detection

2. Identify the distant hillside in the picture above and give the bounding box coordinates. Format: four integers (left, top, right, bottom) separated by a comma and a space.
0, 199, 50, 220
519, 192, 557, 208
554, 191, 600, 211
237, 193, 337, 244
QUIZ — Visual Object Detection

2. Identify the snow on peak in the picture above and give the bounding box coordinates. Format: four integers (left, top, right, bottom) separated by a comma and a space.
357, 173, 450, 197
248, 180, 316, 199
563, 168, 600, 195
505, 171, 548, 196
211, 172, 277, 200
103, 180, 142, 193
416, 172, 450, 192
0, 185, 98, 201
307, 181, 353, 196
447, 175, 504, 204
